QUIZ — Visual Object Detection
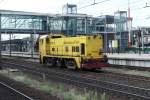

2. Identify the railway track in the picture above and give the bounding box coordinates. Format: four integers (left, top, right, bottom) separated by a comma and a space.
1, 57, 150, 89
1, 58, 150, 100
0, 80, 34, 100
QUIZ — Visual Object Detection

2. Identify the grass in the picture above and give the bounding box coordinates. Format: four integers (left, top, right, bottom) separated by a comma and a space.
0, 69, 107, 100
103, 67, 150, 77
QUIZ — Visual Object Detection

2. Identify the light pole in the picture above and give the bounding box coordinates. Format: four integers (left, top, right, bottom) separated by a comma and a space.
128, 0, 132, 48
0, 31, 1, 68
31, 21, 36, 58
0, 24, 1, 60
0, 29, 2, 59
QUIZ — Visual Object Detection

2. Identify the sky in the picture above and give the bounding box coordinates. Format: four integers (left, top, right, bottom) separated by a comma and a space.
0, 0, 150, 40
0, 0, 149, 27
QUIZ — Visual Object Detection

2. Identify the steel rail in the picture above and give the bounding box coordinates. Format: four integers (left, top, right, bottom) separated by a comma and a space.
1, 57, 150, 83
2, 58, 150, 90
1, 62, 150, 99
0, 81, 34, 100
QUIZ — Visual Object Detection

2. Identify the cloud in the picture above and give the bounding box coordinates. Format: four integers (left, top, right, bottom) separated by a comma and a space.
0, 0, 149, 26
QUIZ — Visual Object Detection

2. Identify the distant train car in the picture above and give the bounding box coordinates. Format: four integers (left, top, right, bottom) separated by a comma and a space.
39, 34, 108, 69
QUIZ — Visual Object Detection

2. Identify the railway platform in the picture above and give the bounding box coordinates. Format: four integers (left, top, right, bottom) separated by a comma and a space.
1, 51, 39, 58
107, 53, 150, 67
2, 51, 150, 68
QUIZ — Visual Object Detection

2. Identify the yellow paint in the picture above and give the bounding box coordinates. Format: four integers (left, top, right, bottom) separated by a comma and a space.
39, 34, 103, 69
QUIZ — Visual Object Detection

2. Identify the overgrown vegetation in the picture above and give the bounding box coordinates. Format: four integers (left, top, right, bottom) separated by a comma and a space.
103, 67, 150, 77
0, 69, 107, 100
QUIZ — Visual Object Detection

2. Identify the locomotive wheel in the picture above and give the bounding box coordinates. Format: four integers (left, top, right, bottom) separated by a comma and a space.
60, 59, 67, 68
56, 59, 62, 67
103, 55, 108, 62
45, 58, 55, 67
39, 55, 42, 64
65, 60, 77, 69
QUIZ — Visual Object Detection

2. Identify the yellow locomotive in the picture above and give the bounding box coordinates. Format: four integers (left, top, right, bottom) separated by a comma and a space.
39, 34, 108, 69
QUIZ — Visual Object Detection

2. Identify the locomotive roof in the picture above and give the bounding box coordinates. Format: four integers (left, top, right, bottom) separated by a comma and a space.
39, 35, 48, 39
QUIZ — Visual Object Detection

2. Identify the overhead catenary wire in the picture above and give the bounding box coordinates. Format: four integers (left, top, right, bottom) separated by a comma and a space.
92, 0, 150, 15
78, 0, 110, 9
71, 0, 149, 16
79, 0, 149, 12
76, 0, 93, 6
78, 0, 145, 11
104, 0, 149, 12
76, 0, 150, 23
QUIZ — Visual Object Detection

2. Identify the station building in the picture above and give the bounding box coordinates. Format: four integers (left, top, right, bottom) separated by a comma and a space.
2, 4, 148, 54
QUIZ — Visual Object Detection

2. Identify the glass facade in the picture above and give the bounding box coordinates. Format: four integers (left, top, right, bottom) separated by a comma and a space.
62, 4, 77, 14
0, 10, 115, 35
48, 15, 95, 35
1, 15, 45, 30
114, 11, 128, 51
114, 11, 128, 32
